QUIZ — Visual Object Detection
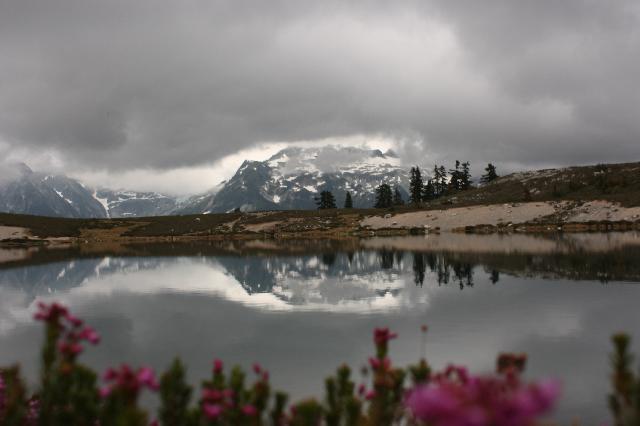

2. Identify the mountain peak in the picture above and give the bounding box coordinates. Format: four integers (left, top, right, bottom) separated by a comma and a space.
176, 144, 409, 214
16, 162, 33, 175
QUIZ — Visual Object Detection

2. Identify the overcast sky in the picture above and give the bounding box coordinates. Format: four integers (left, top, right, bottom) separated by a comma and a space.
1, 0, 639, 195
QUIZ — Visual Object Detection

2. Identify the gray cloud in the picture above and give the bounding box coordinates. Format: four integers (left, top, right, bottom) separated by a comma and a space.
0, 0, 638, 176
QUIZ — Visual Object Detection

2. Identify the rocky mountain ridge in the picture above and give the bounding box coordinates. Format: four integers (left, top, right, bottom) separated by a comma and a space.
176, 146, 410, 214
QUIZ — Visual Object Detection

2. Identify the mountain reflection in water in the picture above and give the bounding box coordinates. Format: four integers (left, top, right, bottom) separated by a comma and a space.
1, 232, 640, 308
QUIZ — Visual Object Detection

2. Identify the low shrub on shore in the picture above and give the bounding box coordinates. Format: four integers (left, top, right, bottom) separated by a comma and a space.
0, 302, 636, 425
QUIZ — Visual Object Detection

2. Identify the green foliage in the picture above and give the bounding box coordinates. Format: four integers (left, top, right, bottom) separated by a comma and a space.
0, 366, 29, 426
159, 358, 192, 426
422, 179, 435, 202
392, 187, 404, 206
315, 191, 337, 209
609, 333, 640, 426
449, 161, 472, 191
343, 192, 353, 209
374, 184, 393, 208
431, 165, 448, 198
409, 167, 423, 205
324, 365, 360, 426
481, 163, 499, 184
290, 399, 323, 425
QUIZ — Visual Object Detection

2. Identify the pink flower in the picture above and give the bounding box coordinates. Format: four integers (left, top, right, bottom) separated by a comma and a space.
242, 404, 258, 416
202, 388, 223, 402
66, 314, 83, 327
213, 359, 223, 374
99, 386, 112, 398
26, 397, 40, 425
203, 403, 224, 419
405, 367, 561, 426
137, 367, 159, 391
368, 357, 391, 371
0, 375, 6, 413
100, 365, 159, 398
34, 302, 69, 324
103, 367, 118, 381
358, 384, 366, 396
253, 363, 262, 374
374, 328, 398, 346
78, 326, 100, 344
58, 341, 83, 356
365, 390, 376, 400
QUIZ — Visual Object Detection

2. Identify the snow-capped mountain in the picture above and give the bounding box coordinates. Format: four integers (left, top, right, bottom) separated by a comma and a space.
0, 146, 408, 217
0, 163, 107, 218
0, 163, 177, 218
94, 189, 177, 218
177, 146, 409, 213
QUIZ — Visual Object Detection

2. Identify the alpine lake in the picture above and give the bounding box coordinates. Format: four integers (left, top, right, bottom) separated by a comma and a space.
1, 232, 640, 423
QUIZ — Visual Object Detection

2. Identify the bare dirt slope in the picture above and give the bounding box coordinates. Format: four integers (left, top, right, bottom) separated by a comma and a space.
360, 200, 640, 232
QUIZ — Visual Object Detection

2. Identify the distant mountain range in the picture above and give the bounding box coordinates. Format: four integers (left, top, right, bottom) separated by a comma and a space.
0, 146, 410, 218
0, 163, 108, 218
0, 163, 177, 218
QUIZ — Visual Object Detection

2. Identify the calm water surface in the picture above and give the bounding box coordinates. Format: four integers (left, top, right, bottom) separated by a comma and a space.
1, 233, 640, 423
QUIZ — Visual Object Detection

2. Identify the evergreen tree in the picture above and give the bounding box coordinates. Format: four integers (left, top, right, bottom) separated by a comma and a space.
438, 165, 447, 196
374, 183, 393, 208
432, 165, 442, 197
315, 190, 337, 209
422, 179, 435, 201
343, 192, 353, 208
409, 166, 423, 204
480, 163, 499, 184
461, 161, 472, 190
432, 165, 448, 197
449, 160, 462, 191
393, 186, 404, 206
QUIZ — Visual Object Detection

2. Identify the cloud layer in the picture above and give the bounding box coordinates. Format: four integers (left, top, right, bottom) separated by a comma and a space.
1, 0, 639, 182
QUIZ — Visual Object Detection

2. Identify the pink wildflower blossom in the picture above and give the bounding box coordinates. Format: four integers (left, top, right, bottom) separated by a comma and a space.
34, 302, 68, 323
26, 397, 40, 426
0, 374, 5, 414
242, 404, 258, 416
368, 357, 391, 371
202, 388, 224, 402
203, 403, 224, 420
213, 359, 224, 375
405, 365, 561, 426
78, 326, 100, 344
100, 365, 159, 398
358, 384, 366, 396
137, 367, 159, 390
374, 328, 398, 346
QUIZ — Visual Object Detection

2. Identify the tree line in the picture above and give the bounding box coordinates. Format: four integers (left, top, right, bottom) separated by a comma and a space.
315, 162, 499, 209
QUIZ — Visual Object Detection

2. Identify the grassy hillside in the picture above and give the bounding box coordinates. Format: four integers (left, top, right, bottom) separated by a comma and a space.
433, 161, 640, 207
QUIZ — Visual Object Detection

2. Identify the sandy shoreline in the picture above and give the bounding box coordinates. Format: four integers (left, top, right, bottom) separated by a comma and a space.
0, 225, 29, 240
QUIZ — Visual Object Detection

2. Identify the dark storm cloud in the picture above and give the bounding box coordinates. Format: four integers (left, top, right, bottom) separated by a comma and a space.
0, 0, 638, 172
